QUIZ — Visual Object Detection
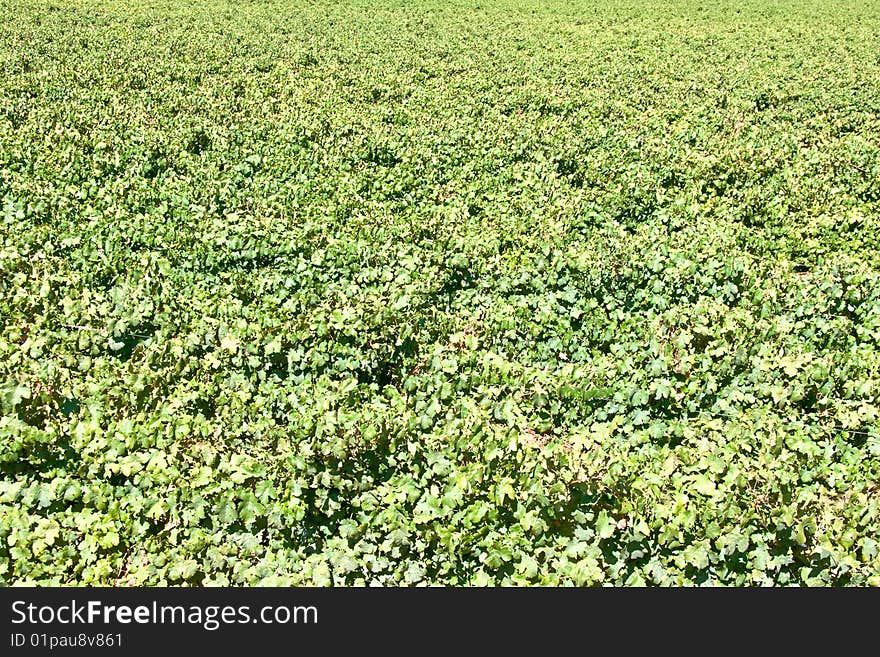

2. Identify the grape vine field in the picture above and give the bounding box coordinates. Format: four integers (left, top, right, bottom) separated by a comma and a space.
2, 0, 880, 585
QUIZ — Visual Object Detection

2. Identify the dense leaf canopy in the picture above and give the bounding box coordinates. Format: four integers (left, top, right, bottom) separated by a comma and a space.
1, 0, 879, 585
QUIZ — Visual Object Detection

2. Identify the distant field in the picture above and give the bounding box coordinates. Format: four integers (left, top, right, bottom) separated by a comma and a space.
2, 0, 879, 585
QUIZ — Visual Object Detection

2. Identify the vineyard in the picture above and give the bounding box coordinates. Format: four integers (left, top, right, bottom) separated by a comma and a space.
2, 0, 880, 585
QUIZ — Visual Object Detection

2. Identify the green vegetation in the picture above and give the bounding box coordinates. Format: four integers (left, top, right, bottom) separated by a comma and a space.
2, 0, 879, 586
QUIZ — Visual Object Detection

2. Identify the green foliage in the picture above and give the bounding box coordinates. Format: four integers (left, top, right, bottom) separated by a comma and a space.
2, 0, 880, 586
